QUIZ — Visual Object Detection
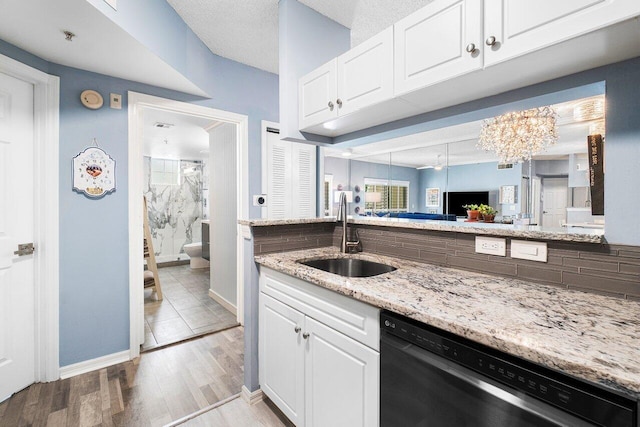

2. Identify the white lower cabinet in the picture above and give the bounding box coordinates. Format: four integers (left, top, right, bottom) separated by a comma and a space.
259, 268, 380, 427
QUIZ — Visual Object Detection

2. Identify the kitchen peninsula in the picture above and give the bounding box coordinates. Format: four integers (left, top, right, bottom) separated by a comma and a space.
242, 215, 639, 425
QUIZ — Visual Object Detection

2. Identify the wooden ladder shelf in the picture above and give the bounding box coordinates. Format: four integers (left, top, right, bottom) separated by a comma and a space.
143, 196, 162, 300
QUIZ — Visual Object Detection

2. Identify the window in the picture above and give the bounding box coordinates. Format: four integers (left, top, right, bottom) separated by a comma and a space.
150, 158, 180, 185
364, 178, 409, 212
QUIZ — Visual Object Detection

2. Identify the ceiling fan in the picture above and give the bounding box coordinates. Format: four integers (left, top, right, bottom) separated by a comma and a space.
417, 154, 444, 171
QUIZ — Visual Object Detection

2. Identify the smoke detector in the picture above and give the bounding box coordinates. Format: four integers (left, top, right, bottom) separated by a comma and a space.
153, 122, 174, 129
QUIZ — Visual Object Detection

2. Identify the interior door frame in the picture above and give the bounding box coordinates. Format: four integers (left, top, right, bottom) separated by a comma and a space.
128, 92, 249, 359
0, 53, 60, 382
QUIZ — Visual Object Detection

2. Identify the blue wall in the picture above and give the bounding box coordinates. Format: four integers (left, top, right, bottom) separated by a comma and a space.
0, 38, 278, 366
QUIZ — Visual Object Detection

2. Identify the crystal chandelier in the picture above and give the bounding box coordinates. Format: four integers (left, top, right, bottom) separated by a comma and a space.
478, 106, 558, 164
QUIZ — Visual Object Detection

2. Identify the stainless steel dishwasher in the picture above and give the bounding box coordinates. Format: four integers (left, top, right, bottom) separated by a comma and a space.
380, 311, 638, 427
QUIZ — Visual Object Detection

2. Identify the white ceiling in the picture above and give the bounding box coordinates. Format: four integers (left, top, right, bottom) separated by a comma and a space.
325, 96, 604, 168
0, 0, 207, 96
142, 109, 218, 161
167, 0, 432, 74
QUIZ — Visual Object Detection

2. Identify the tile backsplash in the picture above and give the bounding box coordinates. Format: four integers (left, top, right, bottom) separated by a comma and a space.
250, 222, 640, 300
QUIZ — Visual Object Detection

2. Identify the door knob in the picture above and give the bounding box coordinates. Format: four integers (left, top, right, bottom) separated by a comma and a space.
14, 243, 35, 256
485, 36, 498, 46
466, 43, 477, 54
294, 326, 301, 333
303, 332, 310, 339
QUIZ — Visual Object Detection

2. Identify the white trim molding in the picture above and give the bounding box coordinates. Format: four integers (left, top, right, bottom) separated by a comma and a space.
208, 289, 237, 316
128, 92, 249, 358
241, 386, 265, 405
0, 53, 60, 382
59, 350, 129, 380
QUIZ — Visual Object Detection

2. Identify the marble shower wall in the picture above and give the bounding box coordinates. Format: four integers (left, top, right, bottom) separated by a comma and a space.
143, 157, 204, 262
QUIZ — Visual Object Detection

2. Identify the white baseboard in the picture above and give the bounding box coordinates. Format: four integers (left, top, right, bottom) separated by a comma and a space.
59, 350, 130, 379
209, 289, 237, 316
241, 386, 264, 405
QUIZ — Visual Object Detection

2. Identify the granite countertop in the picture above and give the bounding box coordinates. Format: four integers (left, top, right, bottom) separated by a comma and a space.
239, 216, 604, 244
255, 247, 640, 399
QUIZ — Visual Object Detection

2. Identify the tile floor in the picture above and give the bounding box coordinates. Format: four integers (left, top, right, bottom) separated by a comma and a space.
143, 265, 238, 351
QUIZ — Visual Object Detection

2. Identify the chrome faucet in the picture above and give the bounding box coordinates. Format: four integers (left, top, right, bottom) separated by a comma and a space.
337, 191, 362, 253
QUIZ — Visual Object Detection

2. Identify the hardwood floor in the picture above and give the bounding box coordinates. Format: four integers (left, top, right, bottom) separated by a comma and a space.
0, 327, 245, 427
144, 265, 238, 351
180, 396, 294, 427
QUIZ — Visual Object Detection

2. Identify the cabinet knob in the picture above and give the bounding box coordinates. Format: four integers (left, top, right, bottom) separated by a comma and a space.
465, 43, 477, 54
485, 36, 498, 46
303, 332, 310, 339
328, 101, 334, 110
294, 326, 301, 333
336, 98, 343, 108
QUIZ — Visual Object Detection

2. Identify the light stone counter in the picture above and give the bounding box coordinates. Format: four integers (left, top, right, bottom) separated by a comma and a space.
239, 216, 604, 244
255, 247, 640, 399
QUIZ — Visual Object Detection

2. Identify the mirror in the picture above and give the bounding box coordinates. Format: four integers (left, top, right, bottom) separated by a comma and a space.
323, 94, 605, 231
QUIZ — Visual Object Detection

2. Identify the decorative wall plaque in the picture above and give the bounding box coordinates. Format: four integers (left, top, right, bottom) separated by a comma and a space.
73, 141, 116, 198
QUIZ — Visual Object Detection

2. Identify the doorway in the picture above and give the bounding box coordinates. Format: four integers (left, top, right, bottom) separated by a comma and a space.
542, 177, 569, 228
0, 53, 60, 400
128, 92, 248, 358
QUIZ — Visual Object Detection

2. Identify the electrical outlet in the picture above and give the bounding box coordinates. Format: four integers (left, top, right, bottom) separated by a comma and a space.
475, 236, 506, 256
511, 240, 547, 262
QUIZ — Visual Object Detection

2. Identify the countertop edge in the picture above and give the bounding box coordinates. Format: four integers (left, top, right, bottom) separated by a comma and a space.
239, 217, 604, 244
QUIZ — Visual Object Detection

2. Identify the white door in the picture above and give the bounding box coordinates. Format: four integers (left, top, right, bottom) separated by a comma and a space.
542, 178, 569, 228
299, 58, 338, 130
394, 0, 482, 96
259, 294, 305, 426
483, 0, 640, 66
305, 317, 379, 427
266, 132, 317, 219
337, 27, 394, 116
0, 72, 35, 401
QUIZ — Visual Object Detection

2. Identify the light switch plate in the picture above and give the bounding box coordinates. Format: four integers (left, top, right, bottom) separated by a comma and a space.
110, 93, 122, 109
475, 236, 506, 256
511, 240, 547, 262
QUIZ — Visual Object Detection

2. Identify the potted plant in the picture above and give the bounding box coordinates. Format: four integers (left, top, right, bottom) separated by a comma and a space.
478, 204, 498, 223
462, 204, 480, 221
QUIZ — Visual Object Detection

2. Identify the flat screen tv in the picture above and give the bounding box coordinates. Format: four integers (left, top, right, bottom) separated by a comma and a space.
443, 191, 489, 217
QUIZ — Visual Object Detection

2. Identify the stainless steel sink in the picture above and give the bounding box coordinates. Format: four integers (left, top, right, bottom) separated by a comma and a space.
299, 258, 396, 278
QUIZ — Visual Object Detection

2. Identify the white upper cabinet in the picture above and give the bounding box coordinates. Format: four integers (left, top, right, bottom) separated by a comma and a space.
337, 27, 394, 116
299, 59, 338, 130
299, 28, 394, 131
484, 0, 640, 66
394, 0, 482, 96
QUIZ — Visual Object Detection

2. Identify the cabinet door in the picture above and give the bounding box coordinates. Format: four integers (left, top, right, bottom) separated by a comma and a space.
484, 0, 640, 66
266, 135, 292, 219
304, 317, 379, 427
259, 293, 305, 426
299, 59, 338, 130
394, 0, 482, 96
337, 27, 394, 116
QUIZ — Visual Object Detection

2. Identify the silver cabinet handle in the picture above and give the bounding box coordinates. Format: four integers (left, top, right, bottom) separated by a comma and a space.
336, 98, 343, 107
303, 332, 310, 339
328, 101, 334, 110
466, 43, 477, 54
294, 326, 301, 333
486, 36, 497, 46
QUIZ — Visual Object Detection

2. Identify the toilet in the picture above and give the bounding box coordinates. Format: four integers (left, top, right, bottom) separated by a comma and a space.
183, 242, 210, 269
